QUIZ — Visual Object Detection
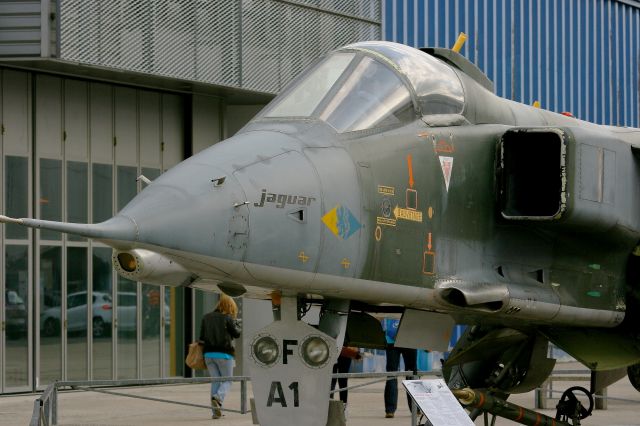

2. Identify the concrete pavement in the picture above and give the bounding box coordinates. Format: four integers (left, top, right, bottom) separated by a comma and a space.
1, 375, 640, 425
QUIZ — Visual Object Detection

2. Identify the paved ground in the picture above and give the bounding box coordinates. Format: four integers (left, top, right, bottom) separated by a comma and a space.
1, 374, 640, 425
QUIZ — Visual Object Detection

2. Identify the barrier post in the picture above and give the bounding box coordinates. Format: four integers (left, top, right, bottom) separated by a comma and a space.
52, 384, 58, 424
241, 378, 248, 414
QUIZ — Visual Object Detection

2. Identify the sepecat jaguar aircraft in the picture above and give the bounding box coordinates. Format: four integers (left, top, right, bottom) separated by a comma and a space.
3, 40, 640, 425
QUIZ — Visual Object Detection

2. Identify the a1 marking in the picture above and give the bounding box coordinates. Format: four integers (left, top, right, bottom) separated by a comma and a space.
267, 381, 299, 407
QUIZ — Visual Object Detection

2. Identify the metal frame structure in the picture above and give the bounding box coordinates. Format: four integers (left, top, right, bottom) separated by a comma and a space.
29, 370, 433, 426
30, 368, 639, 426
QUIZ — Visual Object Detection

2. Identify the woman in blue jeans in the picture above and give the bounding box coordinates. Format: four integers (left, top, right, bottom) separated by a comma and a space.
199, 295, 242, 419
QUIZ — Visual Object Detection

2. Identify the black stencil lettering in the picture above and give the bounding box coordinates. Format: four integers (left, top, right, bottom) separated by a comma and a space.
289, 382, 299, 407
267, 381, 287, 407
283, 339, 297, 364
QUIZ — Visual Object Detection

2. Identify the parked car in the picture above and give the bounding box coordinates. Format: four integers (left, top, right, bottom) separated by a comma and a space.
5, 290, 27, 339
40, 290, 170, 338
41, 291, 113, 338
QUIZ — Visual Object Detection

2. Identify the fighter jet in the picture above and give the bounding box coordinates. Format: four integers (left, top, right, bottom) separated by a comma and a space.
3, 40, 640, 425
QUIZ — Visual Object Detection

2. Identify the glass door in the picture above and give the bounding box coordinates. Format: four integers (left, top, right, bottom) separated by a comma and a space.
2, 69, 33, 393
3, 245, 31, 392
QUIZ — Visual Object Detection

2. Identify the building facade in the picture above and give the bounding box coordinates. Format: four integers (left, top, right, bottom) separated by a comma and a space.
0, 0, 380, 394
383, 0, 640, 128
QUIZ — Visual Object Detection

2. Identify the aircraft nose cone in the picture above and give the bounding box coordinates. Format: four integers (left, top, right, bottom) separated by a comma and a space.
117, 160, 248, 259
112, 127, 331, 286
115, 129, 305, 261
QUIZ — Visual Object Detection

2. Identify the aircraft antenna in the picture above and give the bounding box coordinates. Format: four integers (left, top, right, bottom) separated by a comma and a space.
452, 32, 468, 53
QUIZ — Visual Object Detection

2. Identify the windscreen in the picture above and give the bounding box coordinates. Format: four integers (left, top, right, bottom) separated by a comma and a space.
345, 41, 465, 115
261, 50, 416, 133
264, 53, 355, 118
319, 56, 413, 132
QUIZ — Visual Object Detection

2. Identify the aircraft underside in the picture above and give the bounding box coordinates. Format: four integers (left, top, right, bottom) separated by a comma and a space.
247, 294, 637, 426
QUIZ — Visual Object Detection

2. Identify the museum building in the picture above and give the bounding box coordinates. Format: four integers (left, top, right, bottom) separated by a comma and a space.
0, 0, 380, 394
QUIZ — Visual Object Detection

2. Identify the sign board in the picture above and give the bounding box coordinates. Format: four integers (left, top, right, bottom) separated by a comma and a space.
402, 379, 474, 426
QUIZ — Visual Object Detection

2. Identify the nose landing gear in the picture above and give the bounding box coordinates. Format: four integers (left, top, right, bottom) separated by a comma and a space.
555, 386, 594, 425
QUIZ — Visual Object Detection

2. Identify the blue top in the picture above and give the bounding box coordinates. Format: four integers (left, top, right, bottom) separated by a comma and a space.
204, 352, 233, 360
383, 318, 399, 344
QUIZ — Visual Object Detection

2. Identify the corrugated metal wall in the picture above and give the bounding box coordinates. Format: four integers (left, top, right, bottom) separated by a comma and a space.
383, 0, 640, 127
57, 0, 380, 95
0, 1, 42, 56
0, 1, 56, 57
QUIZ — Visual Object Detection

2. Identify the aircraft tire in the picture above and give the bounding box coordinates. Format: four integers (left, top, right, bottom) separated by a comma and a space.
628, 363, 640, 392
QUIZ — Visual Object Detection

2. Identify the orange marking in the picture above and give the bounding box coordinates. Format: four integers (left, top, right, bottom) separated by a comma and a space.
515, 407, 524, 421
475, 392, 485, 408
434, 139, 455, 153
407, 154, 414, 188
422, 251, 436, 275
533, 413, 541, 426
427, 233, 432, 251
417, 131, 429, 138
271, 291, 281, 306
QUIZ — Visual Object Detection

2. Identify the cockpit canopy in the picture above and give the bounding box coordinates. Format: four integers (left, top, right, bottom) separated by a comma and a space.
259, 41, 465, 133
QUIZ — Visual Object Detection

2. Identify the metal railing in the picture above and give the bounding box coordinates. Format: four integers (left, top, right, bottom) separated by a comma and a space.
30, 369, 634, 426
30, 375, 252, 426
29, 370, 435, 426
535, 369, 612, 410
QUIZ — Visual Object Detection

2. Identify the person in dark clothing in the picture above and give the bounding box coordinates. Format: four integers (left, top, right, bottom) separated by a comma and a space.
383, 320, 417, 418
199, 294, 242, 419
384, 345, 417, 418
330, 346, 362, 405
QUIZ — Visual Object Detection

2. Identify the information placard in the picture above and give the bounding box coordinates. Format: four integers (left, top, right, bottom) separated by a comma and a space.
402, 379, 474, 426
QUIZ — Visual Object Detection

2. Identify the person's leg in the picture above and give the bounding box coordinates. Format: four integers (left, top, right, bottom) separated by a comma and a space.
401, 348, 418, 410
337, 356, 352, 404
213, 357, 235, 405
205, 358, 222, 418
384, 346, 401, 415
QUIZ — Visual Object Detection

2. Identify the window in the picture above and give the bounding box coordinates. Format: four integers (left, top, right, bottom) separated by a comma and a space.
320, 56, 413, 132
345, 41, 465, 115
265, 53, 355, 118
7, 290, 24, 305
68, 294, 84, 309
119, 294, 137, 306
259, 49, 418, 133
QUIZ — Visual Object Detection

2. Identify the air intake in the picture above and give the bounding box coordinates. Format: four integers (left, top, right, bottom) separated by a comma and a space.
499, 128, 567, 220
